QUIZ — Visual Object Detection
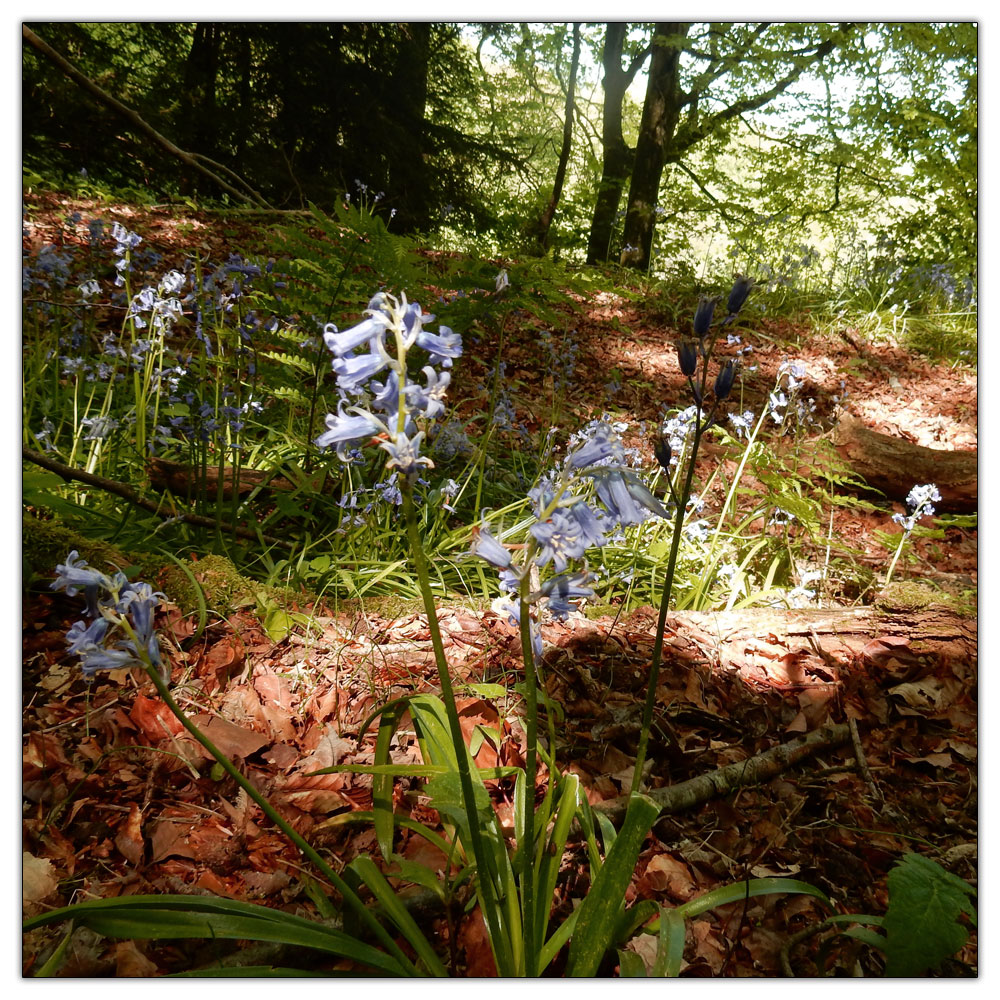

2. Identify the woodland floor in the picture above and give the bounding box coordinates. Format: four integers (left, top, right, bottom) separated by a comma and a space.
22, 194, 978, 977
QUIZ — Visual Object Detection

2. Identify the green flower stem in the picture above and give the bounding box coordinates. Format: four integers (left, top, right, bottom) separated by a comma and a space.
401, 485, 516, 975
517, 580, 539, 977
132, 636, 420, 975
632, 383, 713, 799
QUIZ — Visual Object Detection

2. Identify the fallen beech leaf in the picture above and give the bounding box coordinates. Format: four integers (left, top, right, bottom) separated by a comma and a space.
129, 694, 184, 741
459, 910, 498, 977
191, 713, 269, 759
115, 802, 145, 867
115, 940, 158, 977
22, 852, 58, 913
639, 853, 698, 901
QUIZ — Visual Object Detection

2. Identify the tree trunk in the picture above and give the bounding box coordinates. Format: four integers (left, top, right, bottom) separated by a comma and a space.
586, 23, 648, 265
620, 23, 689, 270
825, 414, 977, 513
21, 24, 272, 208
528, 23, 582, 253
387, 22, 432, 231
180, 23, 221, 165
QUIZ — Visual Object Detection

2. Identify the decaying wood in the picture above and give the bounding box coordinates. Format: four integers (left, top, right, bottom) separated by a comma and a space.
593, 722, 851, 825
826, 413, 976, 512
655, 603, 976, 686
23, 447, 294, 549
146, 457, 323, 500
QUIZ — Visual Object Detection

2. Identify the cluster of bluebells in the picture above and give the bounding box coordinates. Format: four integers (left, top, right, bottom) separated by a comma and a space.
767, 359, 817, 432
27, 219, 277, 459
315, 291, 462, 480
539, 328, 580, 398
471, 420, 667, 656
52, 552, 166, 680
893, 483, 942, 533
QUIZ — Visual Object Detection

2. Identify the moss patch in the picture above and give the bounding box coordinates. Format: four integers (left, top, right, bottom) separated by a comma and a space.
874, 580, 974, 617
23, 512, 162, 587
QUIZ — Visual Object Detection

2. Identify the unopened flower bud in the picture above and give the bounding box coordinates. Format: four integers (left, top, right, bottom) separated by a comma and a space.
678, 339, 698, 376
693, 296, 718, 337
714, 359, 737, 400
653, 436, 672, 472
726, 276, 753, 317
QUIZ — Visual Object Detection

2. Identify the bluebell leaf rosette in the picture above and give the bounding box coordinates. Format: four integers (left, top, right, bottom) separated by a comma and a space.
316, 292, 462, 480
54, 552, 168, 680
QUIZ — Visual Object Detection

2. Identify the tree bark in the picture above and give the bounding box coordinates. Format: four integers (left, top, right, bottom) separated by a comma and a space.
528, 23, 582, 253
826, 414, 977, 513
620, 23, 689, 270
651, 603, 976, 686
387, 22, 433, 231
620, 23, 856, 270
586, 23, 650, 264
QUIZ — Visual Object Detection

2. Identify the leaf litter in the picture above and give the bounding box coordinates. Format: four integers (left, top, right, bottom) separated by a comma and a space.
22, 195, 976, 976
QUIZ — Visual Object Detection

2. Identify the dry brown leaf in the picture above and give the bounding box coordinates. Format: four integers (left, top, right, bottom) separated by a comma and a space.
190, 713, 269, 758
638, 853, 698, 901
22, 852, 59, 914
129, 693, 184, 742
115, 802, 145, 867
115, 939, 159, 977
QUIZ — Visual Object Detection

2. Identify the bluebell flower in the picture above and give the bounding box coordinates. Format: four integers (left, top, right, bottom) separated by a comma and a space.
566, 422, 625, 469
539, 572, 595, 620
315, 402, 386, 459
65, 617, 110, 656
333, 350, 391, 392
77, 645, 140, 677
471, 524, 514, 568
379, 429, 432, 477
51, 551, 112, 598
413, 324, 462, 366
529, 507, 595, 573
498, 599, 543, 662
592, 469, 667, 527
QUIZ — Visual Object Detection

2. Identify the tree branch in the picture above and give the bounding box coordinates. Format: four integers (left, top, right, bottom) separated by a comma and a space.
22, 24, 275, 210
23, 447, 294, 549
593, 723, 852, 825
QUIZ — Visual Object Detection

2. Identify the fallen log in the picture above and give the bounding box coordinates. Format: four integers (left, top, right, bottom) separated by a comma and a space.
825, 413, 976, 513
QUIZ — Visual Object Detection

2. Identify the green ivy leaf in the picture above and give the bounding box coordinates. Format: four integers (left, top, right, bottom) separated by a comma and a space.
882, 853, 976, 976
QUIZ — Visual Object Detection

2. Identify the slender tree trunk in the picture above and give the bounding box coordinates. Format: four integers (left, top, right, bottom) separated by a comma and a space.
529, 22, 582, 253
587, 23, 645, 265
388, 22, 432, 231
620, 22, 689, 270
181, 23, 221, 161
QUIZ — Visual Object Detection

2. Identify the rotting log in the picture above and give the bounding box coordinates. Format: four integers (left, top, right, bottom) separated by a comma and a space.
824, 413, 977, 513
651, 602, 977, 687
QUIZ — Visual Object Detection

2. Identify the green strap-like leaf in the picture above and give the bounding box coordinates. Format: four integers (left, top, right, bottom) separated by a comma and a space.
565, 793, 661, 977
349, 856, 448, 976
23, 895, 405, 976
374, 700, 409, 862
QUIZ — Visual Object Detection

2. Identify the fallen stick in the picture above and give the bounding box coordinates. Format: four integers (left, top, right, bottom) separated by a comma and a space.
592, 722, 852, 825
23, 447, 293, 550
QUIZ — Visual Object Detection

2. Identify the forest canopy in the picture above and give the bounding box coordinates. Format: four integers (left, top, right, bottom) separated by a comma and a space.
22, 21, 977, 294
